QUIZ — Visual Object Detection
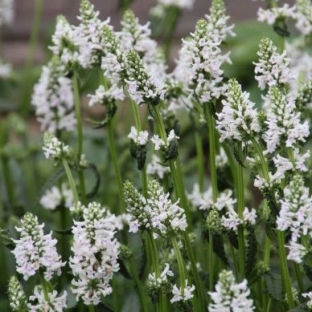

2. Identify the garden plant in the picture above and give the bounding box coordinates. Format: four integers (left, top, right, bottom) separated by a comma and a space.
1, 0, 312, 311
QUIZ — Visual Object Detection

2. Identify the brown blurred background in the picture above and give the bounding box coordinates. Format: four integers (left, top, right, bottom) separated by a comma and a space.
2, 0, 295, 66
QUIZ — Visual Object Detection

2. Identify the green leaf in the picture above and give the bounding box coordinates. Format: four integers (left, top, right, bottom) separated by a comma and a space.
245, 227, 257, 278
213, 234, 229, 266
265, 272, 284, 302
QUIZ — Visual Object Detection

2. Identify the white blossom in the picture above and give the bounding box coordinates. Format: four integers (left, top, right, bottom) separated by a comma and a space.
209, 270, 255, 312
88, 84, 125, 106
286, 241, 307, 263
11, 213, 65, 281
0, 58, 11, 78
128, 126, 149, 146
0, 0, 14, 27
146, 154, 170, 179
277, 175, 312, 242
69, 202, 120, 305
40, 183, 73, 210
257, 4, 297, 26
124, 179, 187, 235
28, 286, 67, 312
295, 0, 312, 35
170, 280, 195, 303
302, 292, 312, 309
217, 79, 260, 142
8, 276, 27, 312
32, 61, 76, 133
263, 87, 309, 153
254, 38, 293, 90
151, 129, 179, 151
148, 263, 174, 289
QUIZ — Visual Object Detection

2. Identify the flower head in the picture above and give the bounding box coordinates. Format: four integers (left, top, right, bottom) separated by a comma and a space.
11, 213, 65, 281
209, 270, 255, 311
8, 276, 27, 312
69, 202, 120, 305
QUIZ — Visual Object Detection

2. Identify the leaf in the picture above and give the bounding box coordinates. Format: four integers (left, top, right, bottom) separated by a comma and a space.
53, 228, 72, 235
245, 227, 257, 278
118, 259, 132, 280
213, 234, 229, 266
264, 272, 284, 302
86, 163, 101, 199
0, 232, 15, 250
97, 303, 114, 312
227, 231, 238, 249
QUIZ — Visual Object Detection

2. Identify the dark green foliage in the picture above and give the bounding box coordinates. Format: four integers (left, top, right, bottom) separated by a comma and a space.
213, 234, 229, 266
245, 227, 257, 278
264, 272, 284, 302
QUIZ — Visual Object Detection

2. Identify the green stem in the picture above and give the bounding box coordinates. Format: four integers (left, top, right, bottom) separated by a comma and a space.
204, 103, 218, 201
73, 73, 86, 204
236, 143, 245, 279
208, 231, 214, 291
62, 158, 79, 207
107, 119, 125, 214
172, 237, 186, 288
88, 305, 95, 312
129, 257, 149, 312
293, 262, 304, 292
131, 101, 148, 197
195, 131, 204, 192
277, 230, 294, 308
146, 231, 165, 312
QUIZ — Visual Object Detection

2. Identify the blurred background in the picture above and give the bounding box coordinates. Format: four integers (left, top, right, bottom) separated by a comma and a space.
2, 0, 295, 67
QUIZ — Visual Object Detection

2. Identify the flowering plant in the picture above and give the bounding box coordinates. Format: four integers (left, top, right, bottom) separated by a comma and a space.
2, 0, 312, 311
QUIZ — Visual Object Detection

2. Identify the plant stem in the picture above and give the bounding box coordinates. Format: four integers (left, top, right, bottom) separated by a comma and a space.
195, 130, 204, 192
236, 142, 245, 279
62, 158, 79, 207
131, 101, 148, 197
277, 230, 294, 308
73, 73, 86, 204
204, 103, 218, 201
107, 118, 125, 214
129, 257, 149, 312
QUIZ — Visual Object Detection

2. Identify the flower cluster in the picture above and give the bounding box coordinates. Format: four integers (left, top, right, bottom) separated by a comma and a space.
124, 179, 187, 235
11, 213, 64, 281
254, 38, 292, 90
277, 175, 312, 263
208, 270, 254, 311
28, 286, 67, 312
170, 280, 195, 303
148, 263, 173, 296
147, 154, 170, 179
8, 276, 27, 312
69, 202, 120, 305
40, 183, 74, 210
216, 78, 260, 142
32, 61, 76, 133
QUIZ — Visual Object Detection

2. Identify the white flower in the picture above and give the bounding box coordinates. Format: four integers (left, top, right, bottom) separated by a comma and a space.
286, 241, 307, 263
69, 202, 120, 305
295, 0, 312, 35
254, 38, 293, 90
302, 291, 312, 309
209, 270, 255, 312
11, 213, 65, 281
124, 180, 187, 235
146, 154, 170, 179
0, 0, 14, 27
32, 61, 76, 133
8, 276, 27, 312
88, 84, 125, 106
40, 183, 74, 210
42, 133, 73, 161
0, 58, 11, 78
151, 129, 179, 151
148, 263, 174, 288
28, 286, 67, 312
199, 188, 236, 211
277, 175, 312, 242
128, 126, 149, 145
257, 4, 297, 26
170, 280, 195, 303
216, 79, 260, 142
263, 87, 309, 153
